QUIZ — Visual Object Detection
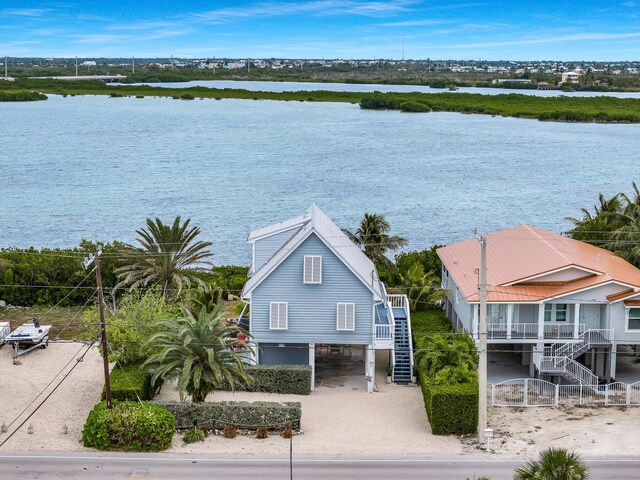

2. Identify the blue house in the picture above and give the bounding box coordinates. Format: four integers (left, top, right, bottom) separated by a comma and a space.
240, 205, 413, 393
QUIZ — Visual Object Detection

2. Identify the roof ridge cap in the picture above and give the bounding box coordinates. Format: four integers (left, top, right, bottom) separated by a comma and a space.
524, 224, 572, 265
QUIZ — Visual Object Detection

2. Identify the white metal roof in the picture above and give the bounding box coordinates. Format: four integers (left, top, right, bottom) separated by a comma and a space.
242, 205, 384, 300
246, 213, 310, 242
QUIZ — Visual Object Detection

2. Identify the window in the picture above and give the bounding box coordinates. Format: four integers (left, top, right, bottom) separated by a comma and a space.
337, 303, 355, 331
304, 256, 322, 284
269, 302, 288, 330
628, 308, 640, 331
489, 304, 502, 324
544, 304, 568, 322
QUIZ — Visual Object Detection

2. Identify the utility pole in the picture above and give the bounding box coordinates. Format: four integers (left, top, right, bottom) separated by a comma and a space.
75, 56, 78, 77
84, 249, 112, 409
477, 234, 488, 444
4, 55, 7, 80
132, 56, 135, 75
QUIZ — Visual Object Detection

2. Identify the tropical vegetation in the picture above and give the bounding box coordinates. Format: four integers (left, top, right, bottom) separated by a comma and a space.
566, 182, 640, 267
115, 216, 213, 299
143, 304, 254, 402
343, 212, 408, 268
514, 447, 590, 480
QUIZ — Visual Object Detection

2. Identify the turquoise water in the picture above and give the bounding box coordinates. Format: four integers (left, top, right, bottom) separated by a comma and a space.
1, 93, 638, 265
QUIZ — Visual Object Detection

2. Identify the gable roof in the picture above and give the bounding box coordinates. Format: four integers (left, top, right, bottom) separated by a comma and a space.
246, 213, 309, 242
242, 205, 384, 300
438, 224, 640, 303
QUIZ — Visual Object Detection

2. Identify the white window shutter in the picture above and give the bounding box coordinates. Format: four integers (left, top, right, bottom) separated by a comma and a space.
304, 256, 314, 283
270, 302, 288, 330
304, 256, 322, 284
337, 303, 355, 331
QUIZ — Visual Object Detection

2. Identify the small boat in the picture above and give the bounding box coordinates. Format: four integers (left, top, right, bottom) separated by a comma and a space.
0, 322, 9, 345
5, 318, 51, 357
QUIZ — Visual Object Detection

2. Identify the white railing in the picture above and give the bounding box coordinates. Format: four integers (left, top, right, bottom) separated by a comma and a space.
387, 294, 406, 309
487, 323, 584, 340
491, 379, 640, 407
554, 328, 614, 358
533, 345, 600, 386
375, 324, 392, 340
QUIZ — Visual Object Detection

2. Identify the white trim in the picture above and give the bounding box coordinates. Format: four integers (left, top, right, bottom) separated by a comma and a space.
247, 218, 308, 242
502, 264, 603, 286
303, 255, 322, 284
624, 306, 640, 334
611, 290, 640, 303
269, 302, 288, 330
309, 343, 315, 391
337, 303, 356, 331
243, 228, 383, 301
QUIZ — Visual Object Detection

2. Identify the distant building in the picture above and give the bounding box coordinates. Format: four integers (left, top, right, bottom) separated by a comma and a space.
561, 71, 583, 83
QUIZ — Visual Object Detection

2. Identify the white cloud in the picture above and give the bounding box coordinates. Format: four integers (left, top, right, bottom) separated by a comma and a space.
452, 31, 640, 48
378, 19, 450, 27
1, 8, 50, 17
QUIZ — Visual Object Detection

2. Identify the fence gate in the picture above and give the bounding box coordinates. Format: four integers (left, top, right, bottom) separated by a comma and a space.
492, 378, 557, 407
605, 382, 629, 406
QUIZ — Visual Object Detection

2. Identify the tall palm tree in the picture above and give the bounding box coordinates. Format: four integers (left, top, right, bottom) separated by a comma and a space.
400, 262, 448, 312
116, 216, 213, 299
565, 192, 623, 245
514, 447, 590, 480
143, 304, 254, 403
343, 213, 408, 268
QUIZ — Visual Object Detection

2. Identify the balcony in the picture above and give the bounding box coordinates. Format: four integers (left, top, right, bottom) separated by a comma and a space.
487, 322, 586, 340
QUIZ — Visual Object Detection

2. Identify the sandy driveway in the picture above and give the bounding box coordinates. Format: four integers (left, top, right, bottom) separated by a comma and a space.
2, 341, 640, 458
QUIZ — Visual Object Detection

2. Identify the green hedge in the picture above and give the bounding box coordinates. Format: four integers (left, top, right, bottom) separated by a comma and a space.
82, 401, 175, 451
419, 371, 478, 435
154, 400, 302, 430
221, 365, 312, 395
102, 362, 159, 401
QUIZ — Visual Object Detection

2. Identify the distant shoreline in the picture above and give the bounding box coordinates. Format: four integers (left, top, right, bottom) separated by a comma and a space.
3, 78, 640, 123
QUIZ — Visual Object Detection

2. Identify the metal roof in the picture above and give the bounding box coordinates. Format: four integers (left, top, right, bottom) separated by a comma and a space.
242, 205, 384, 300
438, 225, 640, 303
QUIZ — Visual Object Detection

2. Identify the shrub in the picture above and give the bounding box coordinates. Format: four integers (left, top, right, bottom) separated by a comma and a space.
419, 374, 478, 435
154, 400, 302, 430
180, 93, 195, 100
223, 424, 237, 438
82, 401, 175, 451
256, 426, 268, 439
183, 427, 205, 444
221, 365, 312, 395
102, 362, 159, 401
281, 427, 293, 439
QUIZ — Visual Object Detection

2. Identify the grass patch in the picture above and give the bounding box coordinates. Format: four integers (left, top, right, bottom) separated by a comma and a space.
0, 306, 86, 339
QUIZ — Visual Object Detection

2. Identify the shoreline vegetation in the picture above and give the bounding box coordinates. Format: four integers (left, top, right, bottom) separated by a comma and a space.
3, 78, 640, 122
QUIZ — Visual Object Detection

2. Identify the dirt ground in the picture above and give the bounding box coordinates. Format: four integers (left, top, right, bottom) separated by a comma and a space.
2, 341, 640, 458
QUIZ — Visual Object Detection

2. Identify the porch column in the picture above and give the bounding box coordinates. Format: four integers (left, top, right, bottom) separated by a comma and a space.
537, 303, 545, 340
507, 304, 514, 340
365, 345, 375, 393
309, 343, 315, 392
473, 305, 479, 340
610, 343, 617, 381
573, 304, 581, 339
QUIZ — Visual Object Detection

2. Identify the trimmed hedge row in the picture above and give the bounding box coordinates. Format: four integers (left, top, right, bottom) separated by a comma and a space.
154, 400, 302, 430
82, 401, 175, 451
418, 371, 478, 435
102, 362, 158, 401
221, 365, 312, 395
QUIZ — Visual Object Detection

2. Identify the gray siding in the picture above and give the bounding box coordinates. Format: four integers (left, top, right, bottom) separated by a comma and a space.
251, 233, 374, 345
260, 343, 309, 365
253, 227, 301, 273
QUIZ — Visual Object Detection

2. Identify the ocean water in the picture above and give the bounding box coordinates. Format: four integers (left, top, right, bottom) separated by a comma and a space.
1, 93, 638, 265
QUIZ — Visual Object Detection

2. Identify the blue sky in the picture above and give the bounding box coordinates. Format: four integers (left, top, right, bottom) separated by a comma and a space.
1, 1, 640, 60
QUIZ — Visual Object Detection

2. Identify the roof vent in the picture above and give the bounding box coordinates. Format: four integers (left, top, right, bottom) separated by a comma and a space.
453, 259, 458, 264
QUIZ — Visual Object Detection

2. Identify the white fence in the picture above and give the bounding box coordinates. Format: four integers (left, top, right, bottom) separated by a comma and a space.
490, 378, 640, 407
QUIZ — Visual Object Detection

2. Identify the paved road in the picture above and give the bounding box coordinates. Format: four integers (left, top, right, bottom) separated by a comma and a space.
1, 452, 639, 479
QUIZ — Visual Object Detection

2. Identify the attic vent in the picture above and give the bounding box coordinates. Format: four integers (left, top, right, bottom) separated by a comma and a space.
304, 256, 322, 284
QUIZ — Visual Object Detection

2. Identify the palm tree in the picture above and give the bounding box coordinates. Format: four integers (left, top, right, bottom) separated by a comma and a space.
565, 192, 623, 245
115, 216, 213, 299
343, 213, 408, 268
143, 304, 254, 403
514, 447, 589, 480
400, 262, 448, 312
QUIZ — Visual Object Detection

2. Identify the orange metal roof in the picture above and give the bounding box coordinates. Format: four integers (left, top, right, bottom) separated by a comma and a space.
625, 300, 640, 307
438, 225, 640, 303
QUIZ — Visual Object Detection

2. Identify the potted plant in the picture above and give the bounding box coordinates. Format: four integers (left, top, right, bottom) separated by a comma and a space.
386, 366, 393, 384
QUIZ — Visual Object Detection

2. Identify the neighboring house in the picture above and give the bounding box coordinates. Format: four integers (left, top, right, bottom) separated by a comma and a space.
240, 205, 413, 392
438, 225, 640, 385
561, 71, 583, 83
